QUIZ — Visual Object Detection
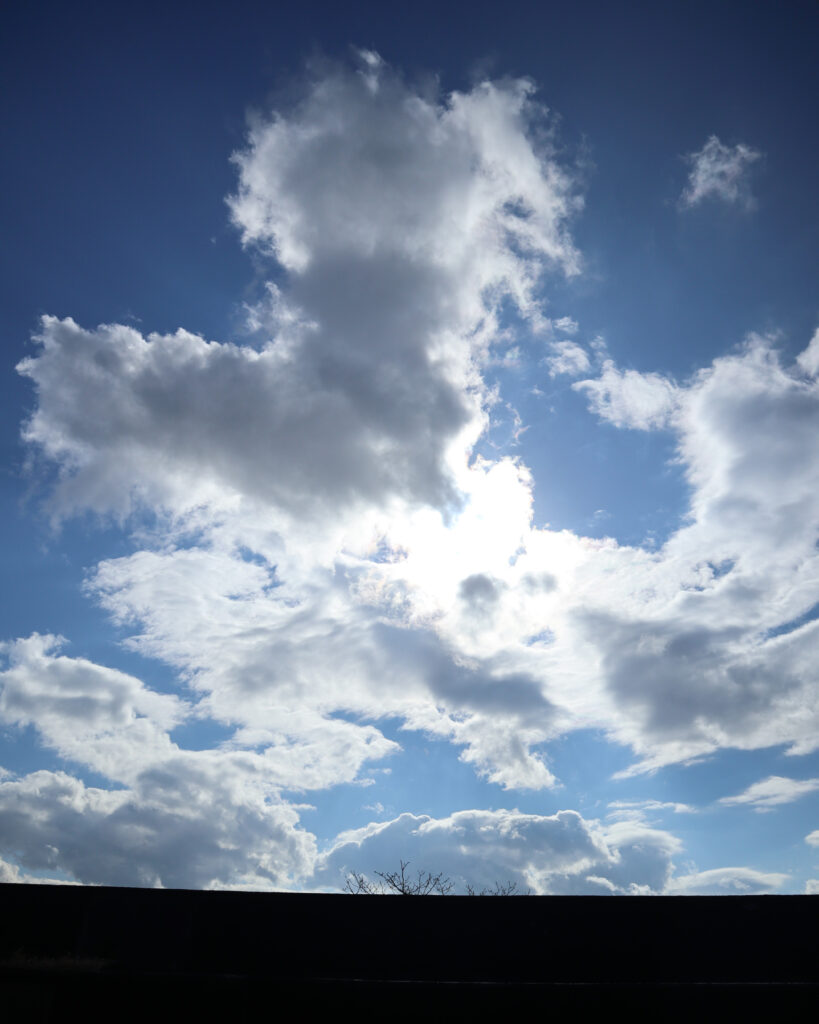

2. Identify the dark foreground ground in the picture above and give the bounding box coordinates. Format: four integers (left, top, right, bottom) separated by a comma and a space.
1, 884, 816, 1018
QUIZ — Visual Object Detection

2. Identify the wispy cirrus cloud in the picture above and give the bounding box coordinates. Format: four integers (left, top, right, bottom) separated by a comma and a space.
667, 866, 787, 895
718, 776, 819, 811
607, 799, 697, 820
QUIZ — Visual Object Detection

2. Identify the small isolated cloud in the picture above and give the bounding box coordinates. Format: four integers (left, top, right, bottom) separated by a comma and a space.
805, 830, 819, 847
573, 360, 678, 429
718, 775, 819, 810
545, 340, 590, 378
553, 316, 579, 335
680, 135, 761, 209
806, 879, 819, 894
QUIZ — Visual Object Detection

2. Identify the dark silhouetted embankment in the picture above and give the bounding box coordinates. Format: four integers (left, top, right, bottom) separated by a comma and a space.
1, 884, 816, 1018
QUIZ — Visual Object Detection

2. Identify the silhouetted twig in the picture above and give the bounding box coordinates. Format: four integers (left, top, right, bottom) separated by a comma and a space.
344, 861, 529, 895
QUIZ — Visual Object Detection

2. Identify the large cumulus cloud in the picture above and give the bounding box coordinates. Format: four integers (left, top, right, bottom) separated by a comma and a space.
564, 333, 819, 770
0, 768, 314, 889
15, 54, 583, 796
316, 807, 680, 895
19, 55, 580, 526
315, 806, 784, 895
0, 636, 321, 888
317, 805, 789, 895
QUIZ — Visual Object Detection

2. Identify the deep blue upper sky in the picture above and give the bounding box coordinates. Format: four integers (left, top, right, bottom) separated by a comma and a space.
3, 1, 816, 351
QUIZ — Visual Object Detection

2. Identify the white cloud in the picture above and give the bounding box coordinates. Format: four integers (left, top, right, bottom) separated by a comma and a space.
573, 359, 678, 429
0, 634, 185, 782
19, 60, 581, 529
796, 328, 819, 377
85, 538, 556, 791
0, 768, 315, 889
2, 618, 398, 795
316, 807, 681, 895
553, 316, 578, 334
548, 330, 819, 769
229, 56, 581, 279
0, 634, 366, 887
319, 806, 788, 896
607, 799, 696, 820
667, 866, 788, 895
0, 856, 78, 885
27, 325, 818, 789
545, 340, 590, 377
680, 135, 761, 209
718, 775, 819, 810
18, 314, 472, 523
804, 830, 819, 847
14, 54, 587, 796
806, 879, 819, 894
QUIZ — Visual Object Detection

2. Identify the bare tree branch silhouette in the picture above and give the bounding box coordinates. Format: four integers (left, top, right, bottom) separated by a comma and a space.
344, 860, 530, 895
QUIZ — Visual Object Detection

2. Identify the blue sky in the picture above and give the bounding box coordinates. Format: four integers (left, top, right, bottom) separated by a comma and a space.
2, 0, 818, 893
